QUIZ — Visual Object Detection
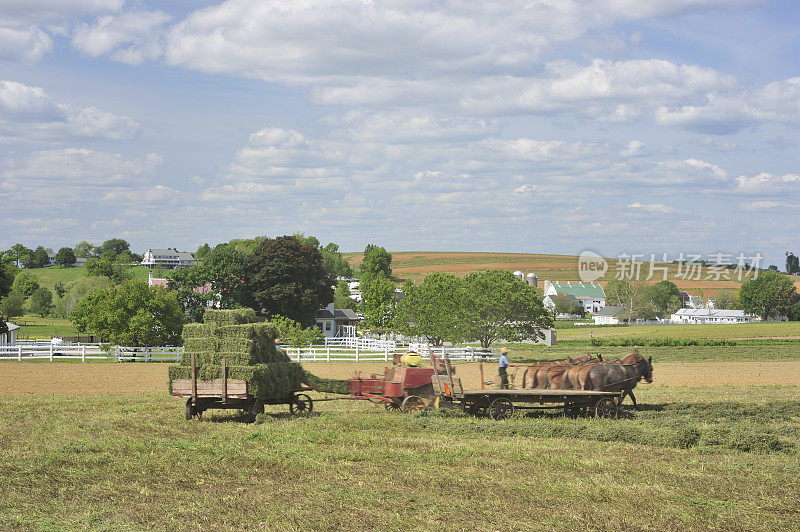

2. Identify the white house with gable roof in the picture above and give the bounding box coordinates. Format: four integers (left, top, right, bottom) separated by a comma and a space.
141, 249, 196, 269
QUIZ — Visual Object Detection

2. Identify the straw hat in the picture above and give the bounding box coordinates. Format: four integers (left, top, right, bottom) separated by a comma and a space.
500, 347, 508, 354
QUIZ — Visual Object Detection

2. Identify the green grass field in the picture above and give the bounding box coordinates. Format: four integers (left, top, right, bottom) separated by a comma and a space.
24, 264, 150, 291
506, 343, 800, 363
555, 321, 800, 342
0, 386, 798, 530
12, 316, 81, 339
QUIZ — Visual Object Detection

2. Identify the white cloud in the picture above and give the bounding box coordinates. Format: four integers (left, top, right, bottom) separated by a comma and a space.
0, 26, 53, 62
741, 200, 781, 210
72, 10, 170, 64
626, 202, 677, 214
736, 172, 800, 193
620, 140, 646, 157
0, 80, 140, 141
513, 184, 537, 197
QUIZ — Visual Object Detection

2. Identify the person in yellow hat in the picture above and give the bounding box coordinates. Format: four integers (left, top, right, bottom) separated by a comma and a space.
498, 347, 515, 389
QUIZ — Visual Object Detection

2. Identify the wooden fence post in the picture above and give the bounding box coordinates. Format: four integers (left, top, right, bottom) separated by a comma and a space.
17, 345, 21, 361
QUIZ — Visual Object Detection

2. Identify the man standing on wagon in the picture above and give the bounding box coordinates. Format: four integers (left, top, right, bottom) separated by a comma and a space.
498, 347, 515, 389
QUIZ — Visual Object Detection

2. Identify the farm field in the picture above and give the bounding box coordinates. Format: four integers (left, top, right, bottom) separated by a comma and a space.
554, 321, 800, 342
0, 380, 798, 530
342, 251, 794, 297
11, 316, 81, 339
24, 264, 150, 291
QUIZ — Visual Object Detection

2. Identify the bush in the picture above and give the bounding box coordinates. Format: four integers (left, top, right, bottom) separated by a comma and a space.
0, 291, 25, 318
12, 271, 39, 298
27, 287, 53, 317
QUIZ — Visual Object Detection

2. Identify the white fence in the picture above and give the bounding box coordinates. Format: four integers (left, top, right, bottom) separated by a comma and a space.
283, 344, 498, 363
323, 336, 397, 351
0, 344, 183, 362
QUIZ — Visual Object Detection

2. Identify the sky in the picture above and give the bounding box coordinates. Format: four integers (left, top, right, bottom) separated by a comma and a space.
0, 0, 798, 267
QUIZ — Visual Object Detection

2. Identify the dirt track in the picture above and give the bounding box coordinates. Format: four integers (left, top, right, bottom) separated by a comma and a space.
2, 361, 798, 395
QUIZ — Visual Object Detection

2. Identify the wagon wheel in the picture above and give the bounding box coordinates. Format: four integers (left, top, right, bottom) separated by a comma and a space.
594, 397, 618, 419
401, 395, 426, 413
185, 399, 194, 420
385, 401, 401, 412
249, 398, 265, 416
290, 394, 313, 416
488, 398, 514, 420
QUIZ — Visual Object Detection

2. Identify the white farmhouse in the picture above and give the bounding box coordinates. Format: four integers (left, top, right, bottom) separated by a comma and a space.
670, 308, 757, 324
141, 249, 196, 269
314, 303, 360, 338
543, 281, 606, 314
592, 306, 622, 325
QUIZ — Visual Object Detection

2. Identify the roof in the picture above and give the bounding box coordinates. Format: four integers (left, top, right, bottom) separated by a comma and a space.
145, 249, 194, 260
673, 308, 747, 318
593, 305, 622, 316
315, 308, 359, 321
548, 281, 605, 300
4, 322, 20, 332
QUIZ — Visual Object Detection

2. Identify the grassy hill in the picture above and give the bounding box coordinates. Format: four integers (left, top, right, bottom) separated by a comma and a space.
345, 251, 800, 297
25, 265, 150, 290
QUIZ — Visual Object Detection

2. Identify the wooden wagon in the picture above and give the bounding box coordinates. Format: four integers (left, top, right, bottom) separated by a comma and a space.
430, 371, 624, 420
171, 354, 312, 420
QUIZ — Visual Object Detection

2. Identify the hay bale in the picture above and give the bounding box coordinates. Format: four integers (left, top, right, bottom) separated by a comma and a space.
182, 323, 218, 339
203, 308, 258, 326
169, 362, 304, 398
184, 337, 219, 353
302, 370, 350, 394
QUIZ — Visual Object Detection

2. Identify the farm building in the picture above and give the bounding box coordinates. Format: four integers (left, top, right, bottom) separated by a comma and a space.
1, 322, 19, 345
543, 281, 606, 314
141, 249, 196, 269
314, 303, 360, 338
592, 306, 622, 325
670, 308, 757, 324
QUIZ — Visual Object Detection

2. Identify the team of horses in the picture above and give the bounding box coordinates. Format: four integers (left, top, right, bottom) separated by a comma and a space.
520, 350, 654, 407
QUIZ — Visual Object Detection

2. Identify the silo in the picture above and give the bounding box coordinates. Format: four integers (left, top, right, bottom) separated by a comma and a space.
513, 270, 524, 281
526, 272, 538, 287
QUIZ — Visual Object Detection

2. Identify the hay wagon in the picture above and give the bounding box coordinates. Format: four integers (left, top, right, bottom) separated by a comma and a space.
430, 362, 623, 420
172, 354, 313, 420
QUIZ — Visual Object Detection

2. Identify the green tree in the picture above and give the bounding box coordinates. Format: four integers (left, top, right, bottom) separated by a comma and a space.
27, 287, 53, 317
395, 273, 467, 345
333, 280, 358, 311
85, 257, 131, 283
270, 315, 323, 347
54, 276, 114, 318
786, 252, 800, 275
0, 263, 14, 299
12, 271, 39, 298
294, 235, 354, 279
360, 272, 396, 328
99, 238, 130, 257
550, 292, 582, 317
195, 243, 212, 260
73, 241, 97, 258
648, 280, 682, 316
713, 289, 739, 310
8, 244, 32, 267
0, 291, 25, 318
460, 269, 552, 348
53, 282, 67, 298
360, 244, 392, 280
54, 247, 77, 267
605, 278, 656, 322
23, 246, 50, 269
242, 236, 333, 326
70, 280, 184, 345
739, 270, 797, 320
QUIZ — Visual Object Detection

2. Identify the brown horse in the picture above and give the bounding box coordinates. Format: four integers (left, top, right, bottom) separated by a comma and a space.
562, 355, 604, 390
585, 350, 653, 408
521, 354, 594, 389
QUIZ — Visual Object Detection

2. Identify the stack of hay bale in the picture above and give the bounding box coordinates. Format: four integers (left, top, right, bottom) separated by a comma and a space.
168, 308, 305, 399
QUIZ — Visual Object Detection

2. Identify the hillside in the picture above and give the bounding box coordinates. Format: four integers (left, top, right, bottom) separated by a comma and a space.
24, 265, 151, 290
344, 251, 798, 297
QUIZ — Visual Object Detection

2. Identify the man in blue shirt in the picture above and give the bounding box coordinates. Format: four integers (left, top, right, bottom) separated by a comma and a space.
498, 347, 515, 389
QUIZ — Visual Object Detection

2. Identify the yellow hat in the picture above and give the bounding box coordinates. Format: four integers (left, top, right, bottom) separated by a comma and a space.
500, 347, 508, 354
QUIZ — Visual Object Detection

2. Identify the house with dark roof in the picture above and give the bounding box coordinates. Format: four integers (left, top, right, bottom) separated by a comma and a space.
543, 281, 606, 314
315, 303, 360, 338
141, 249, 195, 269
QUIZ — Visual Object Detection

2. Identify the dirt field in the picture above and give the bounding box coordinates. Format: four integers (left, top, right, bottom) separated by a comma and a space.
3, 360, 799, 395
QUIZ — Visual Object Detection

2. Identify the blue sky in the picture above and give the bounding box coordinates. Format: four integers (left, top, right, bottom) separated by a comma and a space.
0, 0, 798, 267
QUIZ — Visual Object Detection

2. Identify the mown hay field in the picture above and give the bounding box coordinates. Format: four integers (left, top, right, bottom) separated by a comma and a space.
342, 251, 793, 297
555, 321, 800, 341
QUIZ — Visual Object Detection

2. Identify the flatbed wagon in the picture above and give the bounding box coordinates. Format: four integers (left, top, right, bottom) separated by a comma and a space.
172, 354, 312, 420
430, 372, 624, 420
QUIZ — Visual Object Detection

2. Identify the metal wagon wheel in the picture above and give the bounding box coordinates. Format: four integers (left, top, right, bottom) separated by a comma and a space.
401, 395, 426, 413
290, 394, 314, 415
487, 398, 514, 420
594, 397, 618, 419
385, 401, 401, 412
